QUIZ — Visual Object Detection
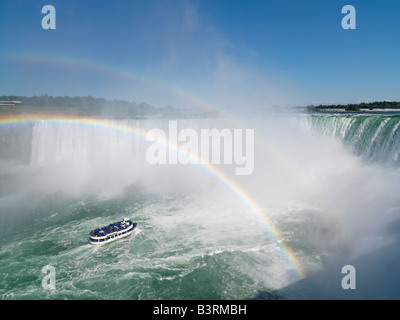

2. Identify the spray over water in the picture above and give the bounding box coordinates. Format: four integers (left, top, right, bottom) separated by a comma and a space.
1, 112, 400, 299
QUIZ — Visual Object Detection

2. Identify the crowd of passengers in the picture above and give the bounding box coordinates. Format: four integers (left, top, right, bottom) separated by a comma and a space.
90, 222, 129, 237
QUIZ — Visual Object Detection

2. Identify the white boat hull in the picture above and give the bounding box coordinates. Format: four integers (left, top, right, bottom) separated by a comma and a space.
88, 221, 137, 245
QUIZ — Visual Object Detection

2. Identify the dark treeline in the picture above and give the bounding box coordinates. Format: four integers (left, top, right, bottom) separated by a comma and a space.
307, 101, 400, 112
0, 94, 183, 118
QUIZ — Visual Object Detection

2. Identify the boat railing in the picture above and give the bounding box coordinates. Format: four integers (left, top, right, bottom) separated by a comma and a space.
90, 220, 133, 237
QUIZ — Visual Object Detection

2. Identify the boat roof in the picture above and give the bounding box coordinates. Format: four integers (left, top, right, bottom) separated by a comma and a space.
90, 219, 132, 236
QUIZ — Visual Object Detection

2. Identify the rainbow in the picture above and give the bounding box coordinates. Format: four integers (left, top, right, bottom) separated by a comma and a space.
0, 113, 306, 279
5, 51, 230, 114
2, 51, 306, 277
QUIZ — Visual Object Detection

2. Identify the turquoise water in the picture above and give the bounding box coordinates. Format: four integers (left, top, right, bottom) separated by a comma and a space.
301, 114, 400, 167
1, 114, 400, 299
1, 192, 317, 299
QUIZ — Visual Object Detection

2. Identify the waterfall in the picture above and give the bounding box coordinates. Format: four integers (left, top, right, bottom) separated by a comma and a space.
301, 115, 400, 166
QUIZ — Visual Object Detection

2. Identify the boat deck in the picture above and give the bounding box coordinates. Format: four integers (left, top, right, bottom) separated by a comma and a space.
90, 220, 133, 237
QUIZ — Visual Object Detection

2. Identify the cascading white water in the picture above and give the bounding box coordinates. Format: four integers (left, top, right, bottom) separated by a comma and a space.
2, 113, 400, 299
28, 118, 257, 197
299, 114, 400, 166
28, 120, 148, 196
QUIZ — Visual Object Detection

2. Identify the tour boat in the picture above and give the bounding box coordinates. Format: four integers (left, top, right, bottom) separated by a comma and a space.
87, 218, 137, 245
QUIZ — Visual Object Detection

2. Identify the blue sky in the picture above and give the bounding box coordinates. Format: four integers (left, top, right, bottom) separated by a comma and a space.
1, 0, 400, 110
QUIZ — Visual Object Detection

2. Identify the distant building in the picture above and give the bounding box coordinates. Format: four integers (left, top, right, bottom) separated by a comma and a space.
0, 101, 22, 106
